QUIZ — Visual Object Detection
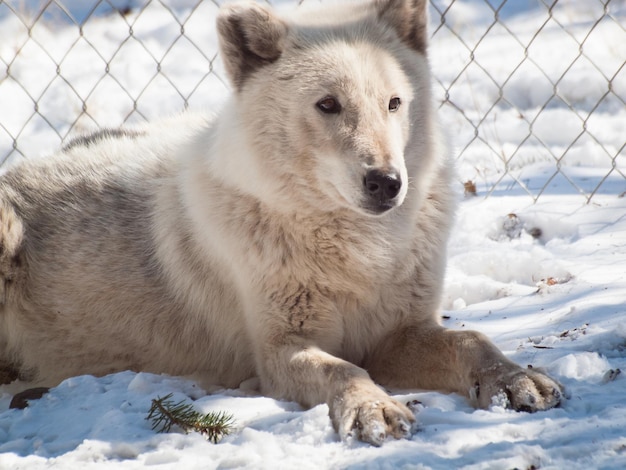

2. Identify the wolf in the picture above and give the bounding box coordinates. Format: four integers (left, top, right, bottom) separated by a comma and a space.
0, 0, 561, 445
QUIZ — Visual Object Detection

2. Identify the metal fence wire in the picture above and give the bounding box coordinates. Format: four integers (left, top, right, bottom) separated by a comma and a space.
0, 0, 624, 202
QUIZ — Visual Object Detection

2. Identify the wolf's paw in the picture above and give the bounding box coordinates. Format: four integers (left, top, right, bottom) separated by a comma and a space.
478, 366, 563, 412
330, 383, 415, 446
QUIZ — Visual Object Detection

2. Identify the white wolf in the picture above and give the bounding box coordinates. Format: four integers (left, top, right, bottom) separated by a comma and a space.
0, 0, 561, 445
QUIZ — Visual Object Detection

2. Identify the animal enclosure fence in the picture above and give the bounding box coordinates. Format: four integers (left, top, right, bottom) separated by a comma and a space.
0, 0, 624, 202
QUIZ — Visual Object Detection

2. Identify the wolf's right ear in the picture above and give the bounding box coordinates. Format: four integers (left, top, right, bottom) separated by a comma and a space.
217, 2, 288, 91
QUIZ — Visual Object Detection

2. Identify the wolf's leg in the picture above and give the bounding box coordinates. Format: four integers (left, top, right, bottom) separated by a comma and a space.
257, 342, 415, 446
364, 324, 562, 411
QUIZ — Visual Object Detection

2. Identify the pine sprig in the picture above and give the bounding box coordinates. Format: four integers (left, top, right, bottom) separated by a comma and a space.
147, 393, 235, 443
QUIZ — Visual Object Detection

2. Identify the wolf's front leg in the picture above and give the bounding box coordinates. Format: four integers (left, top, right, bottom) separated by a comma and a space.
257, 342, 415, 446
268, 346, 416, 445
365, 325, 563, 411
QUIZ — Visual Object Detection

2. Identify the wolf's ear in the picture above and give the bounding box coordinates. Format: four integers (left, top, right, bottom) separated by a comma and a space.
217, 2, 288, 90
376, 0, 429, 55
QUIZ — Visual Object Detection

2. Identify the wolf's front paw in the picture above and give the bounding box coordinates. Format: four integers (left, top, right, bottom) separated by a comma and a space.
478, 366, 563, 412
330, 382, 415, 446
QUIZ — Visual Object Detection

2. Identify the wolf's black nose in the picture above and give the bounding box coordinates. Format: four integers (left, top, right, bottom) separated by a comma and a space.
364, 169, 402, 202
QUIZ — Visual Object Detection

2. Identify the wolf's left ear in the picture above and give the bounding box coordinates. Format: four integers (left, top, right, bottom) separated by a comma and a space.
217, 2, 288, 90
376, 0, 429, 55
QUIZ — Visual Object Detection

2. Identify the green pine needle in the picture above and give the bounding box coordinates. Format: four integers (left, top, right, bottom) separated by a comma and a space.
147, 393, 235, 443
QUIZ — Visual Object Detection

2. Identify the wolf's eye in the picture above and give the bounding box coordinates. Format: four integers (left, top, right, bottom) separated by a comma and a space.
316, 97, 341, 114
388, 97, 401, 112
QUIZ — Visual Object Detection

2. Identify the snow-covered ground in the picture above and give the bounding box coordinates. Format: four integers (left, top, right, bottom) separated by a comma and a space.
0, 1, 625, 468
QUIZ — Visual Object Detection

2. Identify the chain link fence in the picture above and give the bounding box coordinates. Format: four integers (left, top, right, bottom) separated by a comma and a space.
0, 0, 624, 202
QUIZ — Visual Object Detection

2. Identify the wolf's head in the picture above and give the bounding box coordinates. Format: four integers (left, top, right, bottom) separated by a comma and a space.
215, 0, 434, 217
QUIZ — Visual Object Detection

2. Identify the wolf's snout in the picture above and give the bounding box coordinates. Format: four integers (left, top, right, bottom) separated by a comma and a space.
364, 169, 402, 204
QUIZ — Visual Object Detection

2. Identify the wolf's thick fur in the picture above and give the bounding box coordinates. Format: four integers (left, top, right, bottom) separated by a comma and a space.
0, 0, 561, 445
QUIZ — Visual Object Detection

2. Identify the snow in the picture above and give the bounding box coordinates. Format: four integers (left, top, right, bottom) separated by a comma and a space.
1, 0, 625, 468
